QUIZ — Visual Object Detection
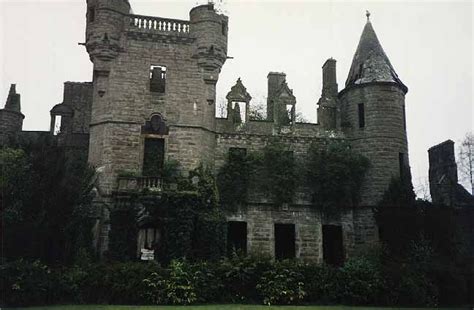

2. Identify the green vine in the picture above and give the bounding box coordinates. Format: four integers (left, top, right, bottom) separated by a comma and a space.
261, 142, 298, 204
305, 140, 370, 209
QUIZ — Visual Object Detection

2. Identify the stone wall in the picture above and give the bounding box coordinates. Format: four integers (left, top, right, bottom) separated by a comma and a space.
62, 82, 93, 134
227, 205, 377, 263
0, 109, 24, 134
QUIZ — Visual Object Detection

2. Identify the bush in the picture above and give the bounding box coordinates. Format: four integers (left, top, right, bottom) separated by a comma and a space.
218, 255, 272, 303
302, 264, 339, 303
0, 260, 54, 307
338, 257, 385, 305
143, 259, 197, 305
256, 260, 306, 305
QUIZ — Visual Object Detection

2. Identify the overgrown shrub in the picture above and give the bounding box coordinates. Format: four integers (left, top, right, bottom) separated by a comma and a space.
218, 255, 273, 303
302, 263, 340, 303
338, 257, 385, 305
143, 260, 197, 305
0, 260, 53, 307
256, 260, 306, 305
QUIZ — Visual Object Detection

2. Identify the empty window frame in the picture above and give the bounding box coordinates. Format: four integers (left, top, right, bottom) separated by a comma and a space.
142, 138, 165, 176
358, 103, 365, 128
150, 65, 166, 93
229, 147, 247, 161
402, 105, 406, 130
399, 152, 406, 179
88, 7, 95, 23
227, 221, 247, 255
322, 225, 344, 266
274, 223, 296, 259
53, 115, 62, 136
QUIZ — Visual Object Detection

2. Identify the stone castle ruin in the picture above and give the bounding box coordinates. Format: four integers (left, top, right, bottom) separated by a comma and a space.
1, 1, 413, 263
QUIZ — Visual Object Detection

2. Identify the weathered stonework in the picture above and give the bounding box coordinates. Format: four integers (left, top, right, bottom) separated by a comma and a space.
1, 1, 410, 262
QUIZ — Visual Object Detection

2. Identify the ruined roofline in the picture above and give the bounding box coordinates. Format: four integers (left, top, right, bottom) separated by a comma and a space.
428, 139, 455, 151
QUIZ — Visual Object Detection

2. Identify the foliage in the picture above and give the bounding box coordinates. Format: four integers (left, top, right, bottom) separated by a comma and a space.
143, 260, 197, 305
248, 102, 266, 121
306, 140, 370, 209
0, 254, 448, 308
261, 142, 298, 204
217, 148, 255, 208
256, 260, 306, 305
218, 255, 273, 303
108, 201, 139, 261
0, 260, 53, 307
1, 144, 95, 264
338, 257, 385, 305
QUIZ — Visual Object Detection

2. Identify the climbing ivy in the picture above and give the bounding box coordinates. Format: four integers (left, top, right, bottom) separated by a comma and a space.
217, 149, 256, 208
261, 142, 298, 204
305, 140, 370, 209
217, 140, 369, 210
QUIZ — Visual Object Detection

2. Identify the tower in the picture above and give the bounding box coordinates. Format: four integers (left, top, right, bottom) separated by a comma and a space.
0, 84, 25, 135
339, 13, 409, 206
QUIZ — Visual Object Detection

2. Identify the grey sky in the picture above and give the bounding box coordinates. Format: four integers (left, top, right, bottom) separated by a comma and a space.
1, 0, 472, 196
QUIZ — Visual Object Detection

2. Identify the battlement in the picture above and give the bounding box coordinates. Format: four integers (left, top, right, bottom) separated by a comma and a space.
127, 14, 190, 35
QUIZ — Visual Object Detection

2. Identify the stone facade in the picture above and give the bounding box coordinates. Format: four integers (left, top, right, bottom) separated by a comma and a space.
1, 2, 411, 263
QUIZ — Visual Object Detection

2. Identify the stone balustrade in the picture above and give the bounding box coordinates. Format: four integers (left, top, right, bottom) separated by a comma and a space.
116, 176, 162, 192
128, 14, 190, 34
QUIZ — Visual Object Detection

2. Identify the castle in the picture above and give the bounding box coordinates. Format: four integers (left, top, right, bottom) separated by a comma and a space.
0, 1, 411, 263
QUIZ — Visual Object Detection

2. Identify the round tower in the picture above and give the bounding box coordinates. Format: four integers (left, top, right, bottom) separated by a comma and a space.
339, 14, 409, 206
190, 3, 228, 72
189, 3, 229, 130
85, 0, 129, 64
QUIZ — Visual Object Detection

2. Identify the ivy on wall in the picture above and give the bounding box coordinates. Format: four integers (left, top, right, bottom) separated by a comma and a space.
305, 140, 370, 209
109, 165, 226, 262
261, 142, 298, 204
217, 140, 370, 210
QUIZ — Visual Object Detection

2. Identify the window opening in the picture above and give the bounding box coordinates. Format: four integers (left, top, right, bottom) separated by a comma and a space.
53, 115, 62, 136
227, 221, 247, 255
231, 101, 246, 123
143, 138, 165, 176
88, 7, 95, 23
322, 225, 344, 266
399, 152, 406, 178
275, 223, 296, 259
358, 103, 365, 128
150, 65, 166, 93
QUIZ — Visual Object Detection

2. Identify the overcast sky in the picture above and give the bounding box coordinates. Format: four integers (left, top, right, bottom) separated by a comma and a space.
1, 0, 472, 197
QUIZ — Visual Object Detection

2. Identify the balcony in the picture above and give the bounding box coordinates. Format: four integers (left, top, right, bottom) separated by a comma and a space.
116, 176, 162, 193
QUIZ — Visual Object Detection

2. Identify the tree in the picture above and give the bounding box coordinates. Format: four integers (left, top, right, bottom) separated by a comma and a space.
1, 144, 96, 264
248, 102, 266, 120
458, 132, 473, 194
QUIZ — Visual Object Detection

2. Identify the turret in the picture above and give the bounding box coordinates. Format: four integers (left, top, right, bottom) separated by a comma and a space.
0, 84, 25, 134
189, 3, 229, 129
339, 12, 409, 206
190, 3, 228, 74
85, 0, 130, 65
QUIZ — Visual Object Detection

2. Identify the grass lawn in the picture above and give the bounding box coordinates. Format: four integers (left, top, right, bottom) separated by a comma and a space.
7, 305, 463, 310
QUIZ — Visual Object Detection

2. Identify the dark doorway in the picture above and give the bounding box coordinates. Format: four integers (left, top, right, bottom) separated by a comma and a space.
227, 221, 247, 255
275, 223, 295, 259
322, 225, 344, 266
143, 138, 165, 176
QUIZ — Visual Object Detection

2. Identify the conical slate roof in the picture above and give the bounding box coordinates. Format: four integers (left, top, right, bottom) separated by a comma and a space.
345, 18, 407, 92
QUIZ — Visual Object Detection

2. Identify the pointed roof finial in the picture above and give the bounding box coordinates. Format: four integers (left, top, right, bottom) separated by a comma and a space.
366, 10, 371, 22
